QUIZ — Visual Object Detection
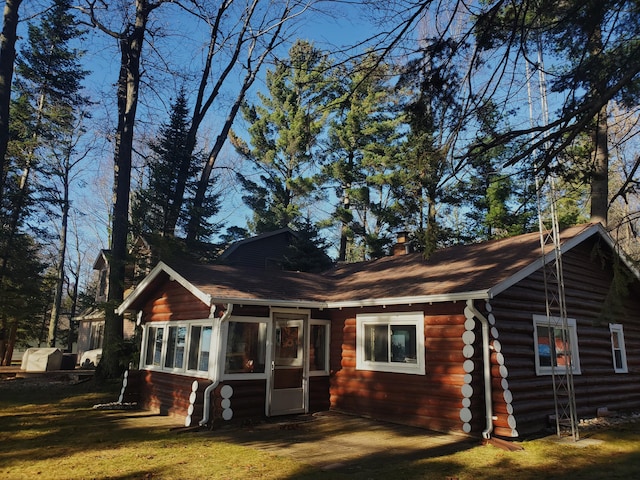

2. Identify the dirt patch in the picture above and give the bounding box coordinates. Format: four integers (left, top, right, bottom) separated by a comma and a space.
205, 411, 477, 474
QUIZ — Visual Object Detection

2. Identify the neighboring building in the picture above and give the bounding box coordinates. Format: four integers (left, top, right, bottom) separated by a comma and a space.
218, 228, 299, 269
75, 231, 309, 365
75, 248, 139, 365
117, 223, 640, 440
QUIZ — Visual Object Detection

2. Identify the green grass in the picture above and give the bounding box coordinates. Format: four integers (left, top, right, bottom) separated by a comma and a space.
1, 377, 639, 479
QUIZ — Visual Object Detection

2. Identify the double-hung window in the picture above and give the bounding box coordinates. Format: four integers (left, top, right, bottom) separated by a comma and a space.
142, 320, 213, 376
356, 312, 425, 375
609, 324, 628, 373
533, 314, 581, 375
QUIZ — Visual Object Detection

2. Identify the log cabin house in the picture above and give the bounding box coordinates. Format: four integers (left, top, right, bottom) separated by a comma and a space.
117, 223, 640, 439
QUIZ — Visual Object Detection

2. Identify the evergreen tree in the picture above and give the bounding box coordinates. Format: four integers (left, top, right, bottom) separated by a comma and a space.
0, 0, 88, 352
397, 39, 466, 256
132, 89, 195, 237
323, 53, 403, 261
473, 0, 640, 227
0, 232, 45, 365
230, 40, 332, 234
282, 217, 333, 273
463, 102, 537, 241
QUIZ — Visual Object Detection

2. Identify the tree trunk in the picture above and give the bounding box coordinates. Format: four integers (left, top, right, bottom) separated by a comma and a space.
590, 103, 608, 226
0, 320, 16, 365
0, 0, 21, 202
100, 0, 152, 379
47, 167, 69, 347
185, 76, 254, 242
588, 13, 608, 227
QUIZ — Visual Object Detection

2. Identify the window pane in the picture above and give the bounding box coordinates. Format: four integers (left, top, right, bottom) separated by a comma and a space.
310, 324, 327, 371
187, 325, 212, 372
391, 325, 417, 363
165, 326, 186, 369
145, 328, 155, 365
612, 331, 620, 349
199, 326, 212, 371
145, 326, 163, 366
537, 324, 571, 368
364, 324, 388, 362
553, 327, 569, 367
225, 322, 266, 374
536, 325, 552, 367
614, 349, 623, 369
276, 326, 299, 360
188, 326, 201, 370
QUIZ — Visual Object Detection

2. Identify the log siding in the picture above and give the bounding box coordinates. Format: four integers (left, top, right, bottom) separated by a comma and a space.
488, 238, 640, 438
123, 226, 640, 440
329, 303, 478, 435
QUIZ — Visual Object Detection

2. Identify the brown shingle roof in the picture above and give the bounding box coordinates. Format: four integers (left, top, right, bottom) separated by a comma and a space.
174, 224, 597, 304
167, 263, 331, 303
323, 225, 591, 301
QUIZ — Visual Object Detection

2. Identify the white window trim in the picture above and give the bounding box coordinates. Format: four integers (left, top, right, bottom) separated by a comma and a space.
356, 312, 426, 375
308, 319, 331, 376
533, 314, 581, 376
140, 319, 214, 378
221, 316, 271, 381
609, 323, 628, 373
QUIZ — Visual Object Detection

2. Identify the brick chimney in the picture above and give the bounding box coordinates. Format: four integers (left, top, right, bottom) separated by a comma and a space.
393, 231, 412, 256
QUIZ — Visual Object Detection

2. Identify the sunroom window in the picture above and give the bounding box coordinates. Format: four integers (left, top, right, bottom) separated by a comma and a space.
224, 319, 267, 375
165, 326, 187, 369
145, 326, 164, 367
356, 312, 425, 375
142, 321, 213, 376
188, 325, 212, 371
533, 315, 581, 375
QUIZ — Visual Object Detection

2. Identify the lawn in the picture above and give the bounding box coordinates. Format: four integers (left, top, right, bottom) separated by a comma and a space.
1, 376, 640, 479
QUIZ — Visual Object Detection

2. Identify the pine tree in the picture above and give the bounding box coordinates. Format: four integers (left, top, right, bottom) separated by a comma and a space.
132, 90, 194, 237
323, 53, 403, 261
231, 40, 332, 234
397, 39, 466, 257
0, 0, 88, 351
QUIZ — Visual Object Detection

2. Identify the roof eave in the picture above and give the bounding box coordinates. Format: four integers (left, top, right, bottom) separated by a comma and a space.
116, 261, 213, 315
203, 290, 492, 310
206, 297, 327, 309
488, 223, 640, 298
326, 290, 491, 309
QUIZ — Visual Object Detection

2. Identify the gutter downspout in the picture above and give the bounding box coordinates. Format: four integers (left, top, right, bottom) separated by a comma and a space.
466, 299, 494, 440
199, 302, 234, 427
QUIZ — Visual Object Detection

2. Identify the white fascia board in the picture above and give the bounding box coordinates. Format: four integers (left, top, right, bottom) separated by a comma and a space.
488, 223, 639, 298
204, 297, 327, 309
204, 290, 491, 310
326, 290, 491, 309
115, 261, 212, 315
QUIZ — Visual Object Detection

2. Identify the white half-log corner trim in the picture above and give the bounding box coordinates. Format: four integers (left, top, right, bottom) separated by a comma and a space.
199, 303, 234, 427
460, 309, 476, 434
184, 380, 199, 427
465, 299, 497, 440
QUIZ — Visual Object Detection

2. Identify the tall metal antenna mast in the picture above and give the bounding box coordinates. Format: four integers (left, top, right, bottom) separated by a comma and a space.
527, 38, 579, 441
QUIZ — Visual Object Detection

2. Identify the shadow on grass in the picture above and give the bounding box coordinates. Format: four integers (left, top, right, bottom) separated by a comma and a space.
2, 380, 640, 479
